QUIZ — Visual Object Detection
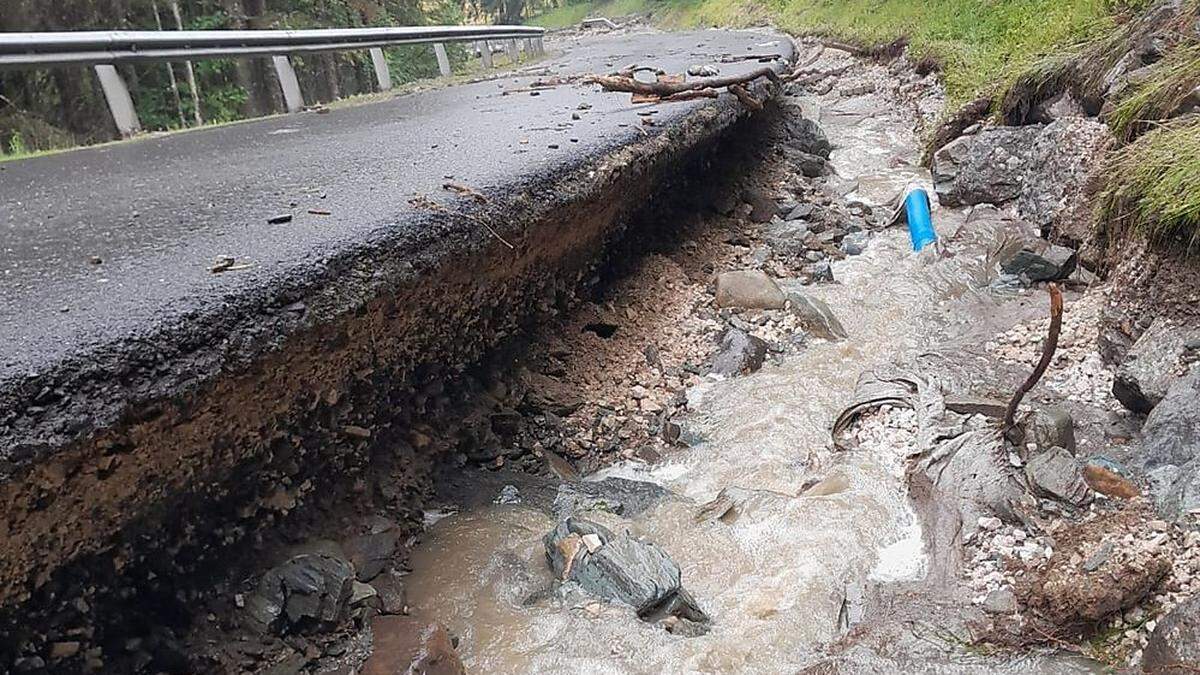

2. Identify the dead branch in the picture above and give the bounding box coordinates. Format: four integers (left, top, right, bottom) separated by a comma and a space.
665, 89, 720, 101
728, 84, 762, 110
442, 182, 488, 203
787, 64, 850, 86
719, 52, 783, 63
818, 38, 871, 56
587, 66, 780, 96
1003, 283, 1064, 434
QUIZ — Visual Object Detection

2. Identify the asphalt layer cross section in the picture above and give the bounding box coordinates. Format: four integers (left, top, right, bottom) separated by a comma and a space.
0, 28, 794, 465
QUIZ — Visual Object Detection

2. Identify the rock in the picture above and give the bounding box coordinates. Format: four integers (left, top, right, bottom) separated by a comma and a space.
49, 642, 80, 660
709, 328, 768, 377
551, 478, 667, 519
687, 64, 719, 77
1113, 319, 1200, 414
803, 261, 834, 283
1029, 407, 1076, 455
371, 572, 408, 615
944, 395, 1007, 419
782, 147, 826, 177
343, 528, 401, 582
763, 219, 812, 256
787, 203, 816, 220
1025, 447, 1092, 506
714, 270, 786, 310
983, 587, 1018, 614
1082, 542, 1113, 572
520, 370, 584, 416
362, 616, 465, 675
783, 115, 831, 158
247, 554, 355, 634
1013, 118, 1111, 244
743, 188, 777, 223
840, 231, 868, 256
12, 657, 45, 672
350, 580, 380, 607
786, 292, 847, 340
1083, 462, 1140, 500
544, 517, 706, 622
1143, 594, 1200, 674
1135, 369, 1200, 519
932, 126, 1039, 207
1035, 91, 1087, 121
1000, 242, 1077, 282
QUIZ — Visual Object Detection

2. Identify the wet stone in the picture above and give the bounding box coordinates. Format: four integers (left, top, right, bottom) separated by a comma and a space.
343, 528, 400, 582
1029, 407, 1076, 455
709, 328, 768, 377
363, 616, 465, 675
1143, 593, 1200, 673
246, 554, 355, 634
544, 517, 707, 624
714, 270, 786, 310
551, 478, 668, 519
742, 188, 777, 223
786, 292, 847, 340
840, 231, 869, 256
803, 261, 834, 283
1000, 243, 1077, 282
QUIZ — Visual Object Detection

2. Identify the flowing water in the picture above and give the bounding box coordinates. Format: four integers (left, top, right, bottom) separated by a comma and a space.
404, 84, 1095, 673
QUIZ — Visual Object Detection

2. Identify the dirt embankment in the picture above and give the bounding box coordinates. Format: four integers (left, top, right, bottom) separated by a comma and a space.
0, 74, 783, 671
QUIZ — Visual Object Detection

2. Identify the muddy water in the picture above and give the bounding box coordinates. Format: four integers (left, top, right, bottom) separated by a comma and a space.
405, 90, 1068, 672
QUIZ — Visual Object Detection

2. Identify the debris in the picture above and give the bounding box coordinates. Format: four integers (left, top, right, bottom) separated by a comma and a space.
709, 328, 768, 377
307, 209, 331, 216
687, 64, 720, 76
267, 213, 293, 225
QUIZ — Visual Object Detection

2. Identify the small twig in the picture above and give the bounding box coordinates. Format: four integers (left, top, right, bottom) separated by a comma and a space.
442, 182, 488, 203
1003, 284, 1064, 434
719, 52, 782, 63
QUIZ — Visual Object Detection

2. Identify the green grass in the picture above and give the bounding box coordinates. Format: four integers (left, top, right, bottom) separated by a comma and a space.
1098, 117, 1200, 250
532, 0, 1121, 106
1108, 41, 1200, 141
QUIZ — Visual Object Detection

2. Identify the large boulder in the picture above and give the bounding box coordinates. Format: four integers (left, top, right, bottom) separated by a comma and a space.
932, 126, 1039, 207
1113, 319, 1200, 414
1025, 447, 1092, 506
715, 270, 786, 310
1000, 241, 1077, 282
1014, 118, 1111, 243
932, 119, 1110, 247
550, 478, 668, 519
543, 517, 707, 622
1143, 594, 1200, 674
1136, 369, 1200, 519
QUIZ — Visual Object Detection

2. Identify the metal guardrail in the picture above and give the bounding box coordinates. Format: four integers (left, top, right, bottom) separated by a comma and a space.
0, 25, 546, 136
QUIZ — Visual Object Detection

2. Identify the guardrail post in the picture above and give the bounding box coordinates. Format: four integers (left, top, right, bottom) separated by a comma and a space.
533, 37, 545, 56
271, 55, 305, 113
433, 43, 451, 77
505, 39, 519, 64
369, 47, 392, 91
94, 65, 142, 138
479, 40, 494, 68
524, 38, 534, 55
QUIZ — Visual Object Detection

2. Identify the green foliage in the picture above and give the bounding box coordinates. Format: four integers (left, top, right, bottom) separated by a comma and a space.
1098, 117, 1200, 250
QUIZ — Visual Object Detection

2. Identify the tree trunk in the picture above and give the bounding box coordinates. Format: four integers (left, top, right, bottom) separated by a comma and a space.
170, 0, 203, 126
152, 0, 187, 127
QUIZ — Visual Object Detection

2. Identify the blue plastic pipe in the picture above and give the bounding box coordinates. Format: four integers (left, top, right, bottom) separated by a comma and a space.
904, 188, 936, 251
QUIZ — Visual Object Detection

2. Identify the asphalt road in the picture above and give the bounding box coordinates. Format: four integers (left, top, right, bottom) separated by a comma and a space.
0, 27, 792, 442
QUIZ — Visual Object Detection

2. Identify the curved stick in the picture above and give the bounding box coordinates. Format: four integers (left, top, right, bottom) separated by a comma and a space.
1003, 283, 1064, 435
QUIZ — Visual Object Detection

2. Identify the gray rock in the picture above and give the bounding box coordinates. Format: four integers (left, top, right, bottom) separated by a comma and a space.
1136, 369, 1200, 519
1082, 541, 1113, 572
543, 517, 707, 621
521, 370, 584, 416
983, 587, 1018, 614
249, 554, 355, 633
715, 270, 786, 310
786, 292, 847, 340
1114, 319, 1200, 414
840, 231, 869, 256
551, 478, 668, 519
1029, 407, 1076, 455
1143, 593, 1200, 673
944, 395, 1007, 419
763, 219, 811, 256
709, 328, 767, 377
932, 126, 1040, 207
783, 116, 831, 158
1025, 447, 1092, 506
803, 261, 834, 283
1000, 242, 1077, 282
787, 203, 816, 220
